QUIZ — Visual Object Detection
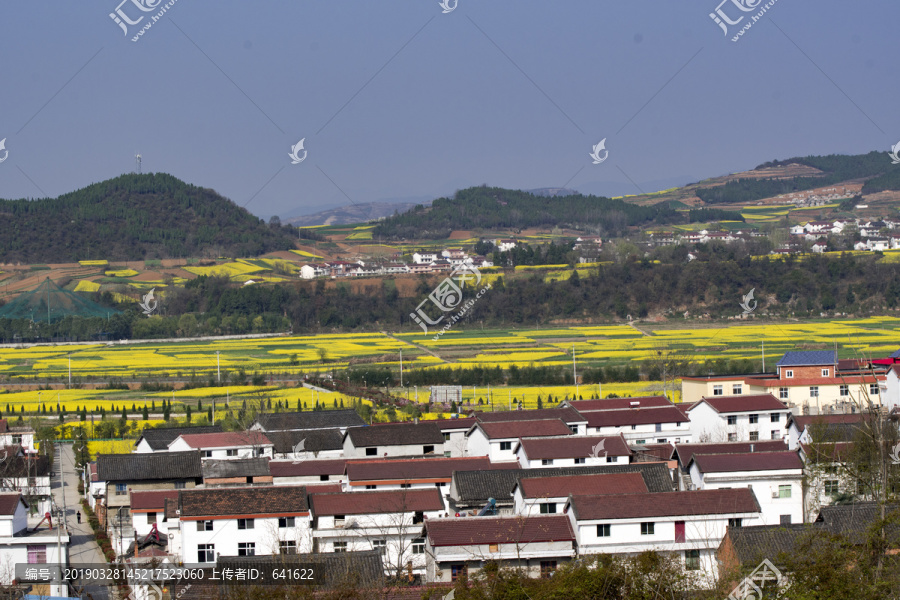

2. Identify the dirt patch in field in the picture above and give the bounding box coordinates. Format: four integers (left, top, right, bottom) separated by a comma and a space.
448, 230, 474, 240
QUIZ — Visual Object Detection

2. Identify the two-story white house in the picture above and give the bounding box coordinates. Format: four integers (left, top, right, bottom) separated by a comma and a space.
0, 455, 52, 515
579, 406, 691, 444
567, 488, 763, 584
672, 440, 788, 491
424, 514, 576, 582
343, 422, 445, 459
466, 420, 574, 462
0, 493, 70, 597
785, 413, 863, 450
437, 418, 478, 457
309, 488, 445, 577
474, 407, 588, 435
687, 451, 804, 525
167, 431, 274, 459
129, 489, 178, 540
270, 459, 348, 486
512, 472, 648, 515
0, 420, 35, 454
133, 426, 223, 453
343, 456, 495, 496
686, 394, 791, 443
514, 434, 632, 468
179, 485, 312, 563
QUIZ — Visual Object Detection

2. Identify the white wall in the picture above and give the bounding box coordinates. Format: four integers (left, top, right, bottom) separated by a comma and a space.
464, 429, 490, 458
589, 422, 689, 444
689, 464, 804, 525
181, 515, 312, 563
167, 438, 272, 459
688, 404, 789, 443
344, 439, 443, 459
442, 431, 468, 457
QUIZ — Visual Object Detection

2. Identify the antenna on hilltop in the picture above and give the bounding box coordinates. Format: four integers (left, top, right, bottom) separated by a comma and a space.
135, 153, 142, 175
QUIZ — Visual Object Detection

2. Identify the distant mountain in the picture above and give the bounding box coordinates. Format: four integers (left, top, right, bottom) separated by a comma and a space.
0, 174, 297, 263
284, 200, 433, 227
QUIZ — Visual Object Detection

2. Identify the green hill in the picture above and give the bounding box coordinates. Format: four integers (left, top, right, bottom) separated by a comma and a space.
0, 174, 297, 262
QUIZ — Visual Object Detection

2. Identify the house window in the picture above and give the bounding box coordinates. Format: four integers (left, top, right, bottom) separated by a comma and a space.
197, 544, 215, 563
727, 433, 737, 441
675, 521, 685, 543
279, 517, 296, 528
778, 485, 791, 498
733, 384, 742, 395
11, 435, 22, 445
822, 369, 830, 377
539, 503, 557, 514
568, 425, 578, 434
635, 440, 646, 445
824, 480, 839, 495
237, 518, 254, 530
749, 414, 758, 424
728, 518, 742, 528
435, 482, 446, 488
27, 545, 46, 564
146, 512, 157, 524
174, 482, 186, 489
499, 441, 512, 451
605, 455, 616, 463
810, 386, 819, 398
727, 415, 737, 425
771, 430, 782, 440
333, 541, 347, 553
779, 387, 788, 399
366, 485, 377, 490
685, 549, 701, 571
400, 483, 411, 489
631, 425, 637, 430
840, 384, 849, 397
443, 433, 451, 442
238, 543, 255, 556
597, 524, 611, 537
366, 448, 377, 456
656, 438, 667, 444
541, 459, 554, 466
412, 538, 425, 554
196, 520, 213, 531
320, 474, 330, 481
786, 370, 793, 378
574, 457, 586, 465
115, 483, 127, 496
280, 541, 297, 554
780, 515, 792, 525
771, 413, 780, 423
640, 522, 655, 535
451, 564, 467, 582
540, 561, 557, 578
749, 431, 759, 441
423, 445, 435, 454
226, 449, 238, 457
488, 543, 499, 553
870, 383, 879, 396
201, 451, 212, 458
713, 385, 723, 396
655, 423, 662, 432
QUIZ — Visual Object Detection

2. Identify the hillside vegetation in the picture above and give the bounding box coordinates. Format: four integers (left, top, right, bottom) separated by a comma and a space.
0, 174, 297, 262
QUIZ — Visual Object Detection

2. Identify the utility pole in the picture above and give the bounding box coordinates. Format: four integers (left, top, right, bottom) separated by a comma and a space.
573, 344, 578, 399
68, 355, 71, 388
399, 350, 403, 388
761, 340, 765, 373
216, 351, 221, 384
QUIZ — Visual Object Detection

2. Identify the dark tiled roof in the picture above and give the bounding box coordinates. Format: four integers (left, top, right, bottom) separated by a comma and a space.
473, 419, 574, 440
0, 493, 23, 515
130, 490, 179, 511
474, 406, 586, 424
691, 451, 803, 473
202, 458, 271, 479
265, 429, 344, 455
815, 502, 900, 544
346, 422, 443, 447
255, 409, 365, 432
568, 396, 673, 411
518, 472, 648, 499
692, 394, 787, 414
310, 488, 443, 516
727, 524, 822, 567
580, 406, 688, 427
175, 431, 272, 449
452, 463, 675, 505
777, 350, 836, 367
0, 455, 51, 477
179, 485, 309, 517
569, 488, 760, 520
435, 418, 478, 431
675, 441, 788, 468
426, 515, 575, 547
97, 451, 202, 482
517, 435, 631, 460
346, 457, 493, 483
800, 442, 854, 463
269, 458, 348, 477
136, 426, 223, 450
216, 551, 384, 589
788, 415, 864, 443
630, 443, 675, 461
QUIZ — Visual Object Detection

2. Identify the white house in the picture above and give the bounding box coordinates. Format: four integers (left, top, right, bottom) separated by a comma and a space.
167, 431, 274, 459
309, 488, 445, 577
343, 456, 494, 495
465, 420, 574, 462
436, 418, 478, 457
269, 459, 348, 486
424, 514, 576, 582
474, 407, 588, 435
0, 420, 35, 453
686, 394, 790, 443
883, 364, 900, 412
343, 422, 445, 459
566, 488, 763, 585
514, 434, 632, 468
784, 413, 863, 451
0, 455, 52, 515
179, 485, 312, 563
687, 451, 804, 525
412, 252, 439, 264
134, 426, 223, 453
672, 440, 788, 490
579, 406, 691, 444
566, 395, 674, 412
512, 472, 648, 515
0, 493, 70, 597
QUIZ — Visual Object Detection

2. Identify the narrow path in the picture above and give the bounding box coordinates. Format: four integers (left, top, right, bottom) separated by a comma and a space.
382, 331, 451, 364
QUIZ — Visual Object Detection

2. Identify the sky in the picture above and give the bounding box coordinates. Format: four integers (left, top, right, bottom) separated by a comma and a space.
0, 0, 898, 219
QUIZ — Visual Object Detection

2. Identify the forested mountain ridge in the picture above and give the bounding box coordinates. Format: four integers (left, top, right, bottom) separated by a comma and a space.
0, 174, 297, 262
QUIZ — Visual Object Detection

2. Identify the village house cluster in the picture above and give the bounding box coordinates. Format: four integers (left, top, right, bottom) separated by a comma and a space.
299, 247, 495, 280
73, 348, 900, 592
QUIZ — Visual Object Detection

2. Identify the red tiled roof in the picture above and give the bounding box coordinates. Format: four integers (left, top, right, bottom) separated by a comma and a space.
426, 515, 575, 547
310, 488, 444, 516
346, 457, 493, 483
130, 490, 179, 511
473, 420, 574, 440
0, 420, 7, 434
0, 493, 22, 515
691, 451, 803, 473
516, 435, 631, 460
518, 473, 648, 499
435, 418, 478, 431
269, 459, 348, 477
179, 485, 309, 518
174, 431, 272, 449
474, 406, 586, 424
580, 406, 688, 427
569, 489, 760, 520
90, 462, 98, 481
303, 483, 344, 494
675, 441, 788, 467
631, 443, 675, 461
568, 396, 673, 411
691, 394, 787, 414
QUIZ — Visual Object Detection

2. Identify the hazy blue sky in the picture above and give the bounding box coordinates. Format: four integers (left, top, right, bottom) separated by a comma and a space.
0, 0, 897, 218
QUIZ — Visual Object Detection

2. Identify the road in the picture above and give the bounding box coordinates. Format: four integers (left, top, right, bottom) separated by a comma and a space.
52, 443, 110, 600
